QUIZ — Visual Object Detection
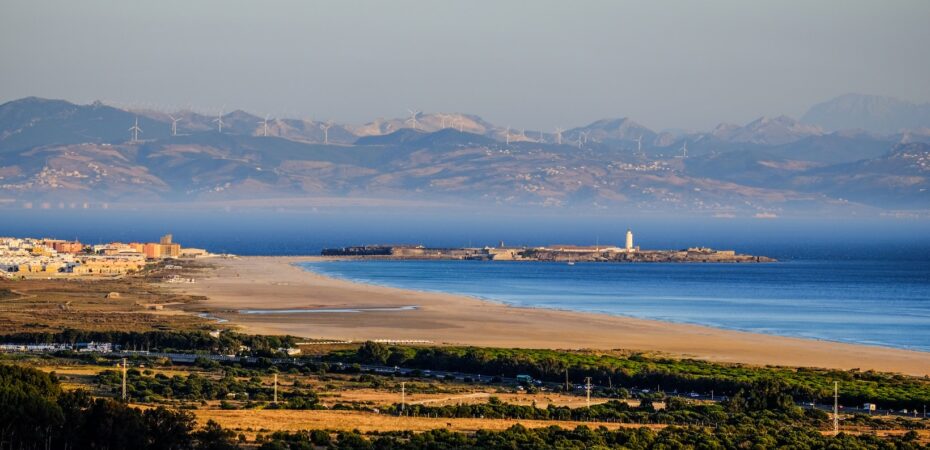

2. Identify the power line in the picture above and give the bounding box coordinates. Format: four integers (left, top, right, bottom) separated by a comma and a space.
121, 358, 127, 401
833, 381, 839, 435
584, 377, 592, 408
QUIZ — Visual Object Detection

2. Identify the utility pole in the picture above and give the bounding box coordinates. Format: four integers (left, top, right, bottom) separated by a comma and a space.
584, 377, 592, 408
833, 381, 839, 436
273, 373, 278, 404
121, 358, 127, 401
401, 382, 406, 413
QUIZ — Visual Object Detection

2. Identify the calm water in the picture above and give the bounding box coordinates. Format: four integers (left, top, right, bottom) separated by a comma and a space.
5, 209, 930, 350
300, 259, 930, 352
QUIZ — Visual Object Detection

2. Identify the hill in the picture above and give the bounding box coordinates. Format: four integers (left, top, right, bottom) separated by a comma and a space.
0, 97, 926, 214
802, 93, 930, 134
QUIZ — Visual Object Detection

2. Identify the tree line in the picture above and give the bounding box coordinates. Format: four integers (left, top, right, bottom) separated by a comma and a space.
0, 329, 297, 356
0, 364, 238, 450
2, 362, 927, 450
257, 424, 927, 450
95, 368, 320, 409
341, 342, 930, 411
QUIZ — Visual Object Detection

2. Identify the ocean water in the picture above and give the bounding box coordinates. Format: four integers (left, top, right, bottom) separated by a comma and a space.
299, 259, 930, 352
5, 209, 930, 350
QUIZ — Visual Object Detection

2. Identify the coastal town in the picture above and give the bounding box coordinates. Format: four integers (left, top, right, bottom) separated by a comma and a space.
323, 229, 775, 263
0, 234, 216, 277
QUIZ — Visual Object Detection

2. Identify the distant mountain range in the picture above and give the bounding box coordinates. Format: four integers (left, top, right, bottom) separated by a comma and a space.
802, 93, 930, 135
0, 95, 928, 215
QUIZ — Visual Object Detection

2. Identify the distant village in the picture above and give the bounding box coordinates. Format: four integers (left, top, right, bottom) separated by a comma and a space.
0, 234, 216, 277
323, 229, 774, 263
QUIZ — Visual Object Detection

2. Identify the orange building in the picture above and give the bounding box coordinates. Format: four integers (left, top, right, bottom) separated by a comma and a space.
53, 241, 84, 254
161, 243, 180, 258
142, 235, 181, 259
158, 234, 180, 258
72, 257, 145, 275
143, 243, 162, 259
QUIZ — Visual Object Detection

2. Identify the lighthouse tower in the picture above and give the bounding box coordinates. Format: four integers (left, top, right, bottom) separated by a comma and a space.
625, 229, 634, 251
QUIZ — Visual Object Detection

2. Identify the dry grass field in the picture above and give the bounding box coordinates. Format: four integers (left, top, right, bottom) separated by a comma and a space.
194, 408, 666, 435
25, 361, 652, 413
21, 359, 639, 411
25, 362, 204, 393
0, 264, 213, 333
323, 387, 635, 409
827, 429, 930, 444
5, 354, 925, 444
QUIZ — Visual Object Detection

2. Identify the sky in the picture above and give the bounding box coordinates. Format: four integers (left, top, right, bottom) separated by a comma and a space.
1, 0, 929, 131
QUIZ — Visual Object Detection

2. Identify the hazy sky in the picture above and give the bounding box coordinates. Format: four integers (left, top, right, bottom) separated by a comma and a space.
2, 0, 928, 131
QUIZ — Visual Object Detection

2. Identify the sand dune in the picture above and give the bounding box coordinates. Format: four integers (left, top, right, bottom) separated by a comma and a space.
167, 256, 930, 376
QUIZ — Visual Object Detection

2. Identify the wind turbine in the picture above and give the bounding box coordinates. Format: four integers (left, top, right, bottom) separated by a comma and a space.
319, 121, 333, 144
680, 141, 688, 158
580, 131, 590, 147
128, 117, 142, 143
555, 127, 564, 145
504, 126, 511, 145
634, 135, 643, 155
406, 109, 421, 130
258, 114, 270, 137
213, 108, 227, 133
168, 115, 181, 136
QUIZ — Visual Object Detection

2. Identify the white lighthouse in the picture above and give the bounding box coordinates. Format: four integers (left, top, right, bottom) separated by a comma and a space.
625, 229, 634, 251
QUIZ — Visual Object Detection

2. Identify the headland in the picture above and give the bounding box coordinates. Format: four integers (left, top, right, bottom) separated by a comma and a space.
163, 255, 930, 376
321, 231, 774, 263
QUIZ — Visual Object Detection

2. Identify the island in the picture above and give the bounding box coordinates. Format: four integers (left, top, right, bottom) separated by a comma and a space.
322, 229, 775, 263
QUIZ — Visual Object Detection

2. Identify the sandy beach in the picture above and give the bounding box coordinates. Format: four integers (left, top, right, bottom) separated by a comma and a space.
167, 256, 930, 376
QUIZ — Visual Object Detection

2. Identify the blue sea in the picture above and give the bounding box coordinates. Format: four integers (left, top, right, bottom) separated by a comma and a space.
4, 209, 930, 352
300, 259, 930, 352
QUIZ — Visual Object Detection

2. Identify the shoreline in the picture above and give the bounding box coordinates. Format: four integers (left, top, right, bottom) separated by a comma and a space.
165, 255, 930, 376
298, 258, 930, 354
298, 260, 925, 354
